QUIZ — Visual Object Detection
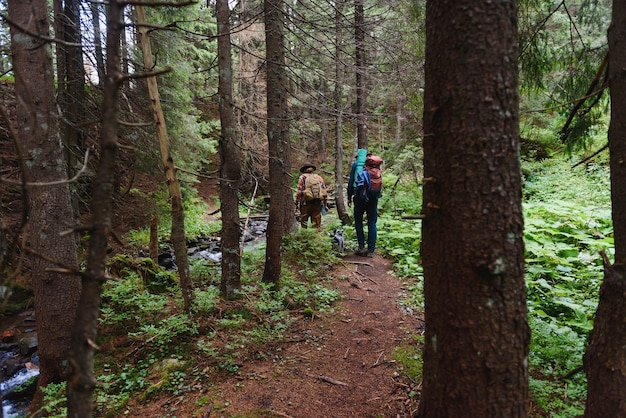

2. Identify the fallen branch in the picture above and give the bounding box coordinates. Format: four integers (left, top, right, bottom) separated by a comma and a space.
400, 214, 426, 220
316, 375, 349, 386
372, 350, 385, 367
271, 411, 295, 418
343, 260, 374, 267
558, 364, 583, 380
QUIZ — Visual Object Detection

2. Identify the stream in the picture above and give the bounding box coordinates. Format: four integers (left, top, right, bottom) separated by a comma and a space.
1, 307, 38, 418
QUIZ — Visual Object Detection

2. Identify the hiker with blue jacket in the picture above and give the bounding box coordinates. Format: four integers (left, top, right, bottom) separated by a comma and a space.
347, 154, 383, 257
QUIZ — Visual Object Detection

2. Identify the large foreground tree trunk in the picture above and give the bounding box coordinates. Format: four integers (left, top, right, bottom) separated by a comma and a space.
67, 1, 123, 415
217, 0, 243, 299
417, 1, 529, 416
262, 0, 288, 285
583, 2, 626, 416
8, 0, 81, 409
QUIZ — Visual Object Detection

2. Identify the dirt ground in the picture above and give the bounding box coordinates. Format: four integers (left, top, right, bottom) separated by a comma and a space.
124, 252, 423, 418
211, 254, 422, 418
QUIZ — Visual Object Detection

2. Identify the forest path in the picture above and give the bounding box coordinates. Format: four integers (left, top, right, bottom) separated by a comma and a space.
199, 253, 422, 418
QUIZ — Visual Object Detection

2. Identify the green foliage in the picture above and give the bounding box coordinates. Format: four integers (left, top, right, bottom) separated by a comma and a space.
392, 336, 424, 383
189, 257, 220, 286
377, 217, 422, 280
38, 382, 67, 418
523, 157, 611, 415
100, 271, 169, 328
191, 286, 221, 315
143, 4, 219, 173
123, 189, 220, 249
281, 228, 339, 279
129, 314, 199, 349
379, 144, 423, 215
519, 0, 610, 152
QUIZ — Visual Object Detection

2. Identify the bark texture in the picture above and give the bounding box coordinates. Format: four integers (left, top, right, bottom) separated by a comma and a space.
217, 0, 243, 299
8, 0, 81, 408
417, 1, 529, 416
334, 0, 351, 225
66, 1, 122, 415
354, 0, 367, 150
583, 1, 626, 416
262, 0, 287, 285
57, 0, 86, 179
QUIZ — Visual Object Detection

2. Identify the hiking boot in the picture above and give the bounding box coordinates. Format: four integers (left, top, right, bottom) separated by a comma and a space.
366, 251, 374, 258
356, 247, 367, 257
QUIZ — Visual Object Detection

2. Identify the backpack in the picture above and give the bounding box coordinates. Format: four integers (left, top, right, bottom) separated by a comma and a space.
356, 156, 383, 202
303, 173, 324, 201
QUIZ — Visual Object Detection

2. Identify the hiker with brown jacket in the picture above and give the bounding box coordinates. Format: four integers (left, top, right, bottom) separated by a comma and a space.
295, 162, 328, 232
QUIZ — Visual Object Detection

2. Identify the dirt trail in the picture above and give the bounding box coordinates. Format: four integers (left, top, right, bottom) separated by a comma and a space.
202, 253, 422, 418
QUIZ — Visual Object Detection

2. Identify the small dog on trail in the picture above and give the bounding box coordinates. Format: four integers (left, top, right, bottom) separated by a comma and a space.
330, 229, 345, 256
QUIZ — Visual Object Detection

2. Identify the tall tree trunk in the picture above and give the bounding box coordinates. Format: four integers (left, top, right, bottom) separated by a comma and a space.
135, 4, 194, 312
0, 208, 5, 274
355, 0, 367, 150
62, 0, 86, 180
334, 0, 350, 225
583, 2, 626, 416
395, 94, 406, 144
236, 0, 267, 191
262, 0, 287, 285
8, 0, 81, 409
66, 1, 123, 414
417, 1, 529, 416
217, 0, 243, 300
91, 1, 106, 85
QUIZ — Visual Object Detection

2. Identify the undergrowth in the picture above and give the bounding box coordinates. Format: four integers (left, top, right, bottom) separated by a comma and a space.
39, 226, 343, 417
38, 157, 611, 417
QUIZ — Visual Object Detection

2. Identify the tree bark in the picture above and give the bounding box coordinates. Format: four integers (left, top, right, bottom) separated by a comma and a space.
8, 0, 81, 409
61, 0, 86, 180
236, 0, 267, 192
417, 1, 529, 416
217, 0, 243, 300
583, 1, 626, 416
262, 0, 287, 286
135, 4, 194, 312
354, 0, 367, 150
90, 1, 106, 85
334, 0, 351, 225
66, 1, 123, 415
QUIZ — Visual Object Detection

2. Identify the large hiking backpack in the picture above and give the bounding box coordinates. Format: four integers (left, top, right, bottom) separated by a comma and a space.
356, 155, 383, 202
303, 173, 323, 201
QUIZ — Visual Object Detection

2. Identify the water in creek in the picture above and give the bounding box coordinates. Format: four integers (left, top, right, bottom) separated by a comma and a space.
1, 307, 38, 418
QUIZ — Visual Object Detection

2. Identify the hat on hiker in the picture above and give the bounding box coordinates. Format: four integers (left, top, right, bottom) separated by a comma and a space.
299, 162, 316, 173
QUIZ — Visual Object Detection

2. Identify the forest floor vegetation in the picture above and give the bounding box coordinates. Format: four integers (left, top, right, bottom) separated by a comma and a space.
113, 252, 423, 418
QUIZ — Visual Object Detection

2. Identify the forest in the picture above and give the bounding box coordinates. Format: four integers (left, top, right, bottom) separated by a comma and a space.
0, 0, 623, 417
